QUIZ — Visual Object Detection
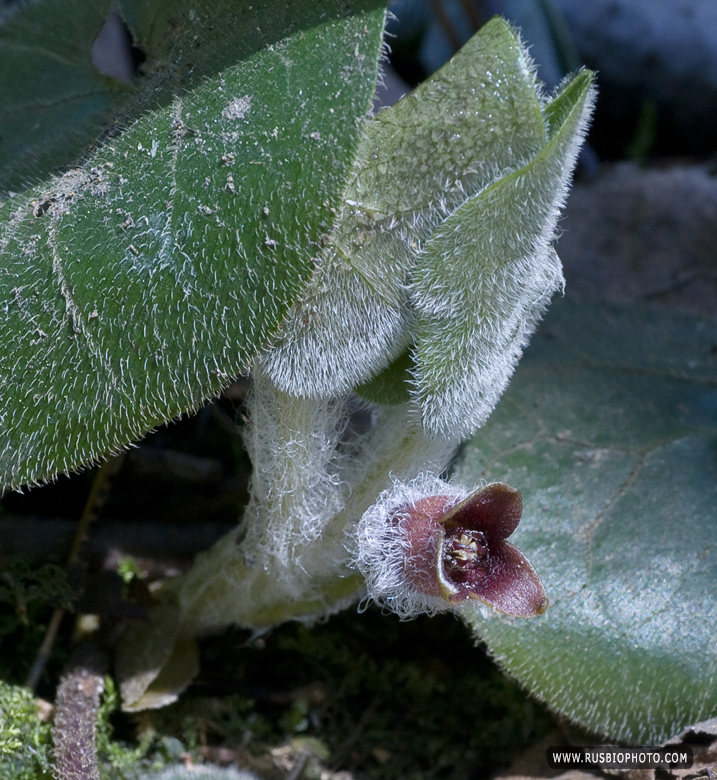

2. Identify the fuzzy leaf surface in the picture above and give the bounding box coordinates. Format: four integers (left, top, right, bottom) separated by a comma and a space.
455, 298, 717, 744
0, 1, 386, 490
413, 71, 595, 438
261, 17, 550, 397
0, 0, 118, 193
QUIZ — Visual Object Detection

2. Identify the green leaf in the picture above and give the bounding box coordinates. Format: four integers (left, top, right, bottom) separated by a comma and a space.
413, 70, 595, 439
261, 17, 551, 397
455, 298, 717, 744
0, 2, 387, 491
349, 18, 547, 216
116, 604, 199, 712
1, 0, 379, 193
354, 348, 413, 406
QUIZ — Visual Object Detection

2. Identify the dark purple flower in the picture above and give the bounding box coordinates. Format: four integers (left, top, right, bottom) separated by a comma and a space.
399, 483, 548, 618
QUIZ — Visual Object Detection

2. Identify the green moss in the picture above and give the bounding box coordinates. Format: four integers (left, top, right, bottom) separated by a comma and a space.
191, 607, 556, 779
0, 681, 53, 780
0, 556, 76, 686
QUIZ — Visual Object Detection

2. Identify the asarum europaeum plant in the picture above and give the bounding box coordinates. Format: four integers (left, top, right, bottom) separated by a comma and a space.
0, 11, 592, 709
118, 31, 594, 711
5, 0, 717, 758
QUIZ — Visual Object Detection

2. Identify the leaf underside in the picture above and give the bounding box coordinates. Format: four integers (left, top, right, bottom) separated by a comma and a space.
456, 297, 717, 744
414, 70, 594, 438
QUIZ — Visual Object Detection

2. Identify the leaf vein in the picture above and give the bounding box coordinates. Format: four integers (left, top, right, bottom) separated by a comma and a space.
49, 218, 118, 381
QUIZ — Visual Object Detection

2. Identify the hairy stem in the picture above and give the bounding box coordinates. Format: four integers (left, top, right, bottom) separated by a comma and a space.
174, 378, 458, 634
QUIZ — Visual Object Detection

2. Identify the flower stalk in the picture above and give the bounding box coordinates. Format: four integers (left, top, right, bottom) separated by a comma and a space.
173, 368, 459, 636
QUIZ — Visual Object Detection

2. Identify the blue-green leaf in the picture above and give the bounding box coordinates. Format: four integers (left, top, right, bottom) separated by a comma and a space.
456, 298, 717, 743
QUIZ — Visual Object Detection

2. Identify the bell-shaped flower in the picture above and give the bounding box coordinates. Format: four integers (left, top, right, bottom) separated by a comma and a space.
354, 476, 547, 620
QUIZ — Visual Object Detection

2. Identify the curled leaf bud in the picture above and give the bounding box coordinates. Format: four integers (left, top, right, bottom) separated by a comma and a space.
354, 476, 548, 620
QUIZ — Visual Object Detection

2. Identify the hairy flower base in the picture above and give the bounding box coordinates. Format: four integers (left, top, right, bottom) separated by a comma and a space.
354, 477, 548, 619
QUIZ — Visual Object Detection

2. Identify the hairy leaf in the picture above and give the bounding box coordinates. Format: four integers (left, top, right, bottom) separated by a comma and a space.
455, 298, 717, 744
413, 71, 595, 438
0, 0, 118, 193
0, 1, 386, 490
261, 17, 552, 397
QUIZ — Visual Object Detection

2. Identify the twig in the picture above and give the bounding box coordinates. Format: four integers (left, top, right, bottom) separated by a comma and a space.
286, 750, 310, 780
67, 453, 126, 565
51, 641, 108, 780
25, 454, 125, 690
24, 608, 66, 692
